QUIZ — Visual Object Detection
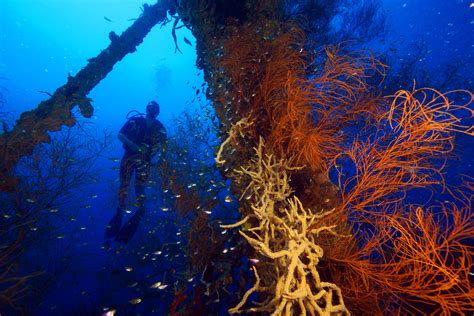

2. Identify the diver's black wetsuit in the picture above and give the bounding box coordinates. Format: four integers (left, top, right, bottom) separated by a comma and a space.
118, 116, 166, 210
105, 115, 166, 244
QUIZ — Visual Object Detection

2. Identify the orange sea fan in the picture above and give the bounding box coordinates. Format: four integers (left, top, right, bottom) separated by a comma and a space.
378, 204, 473, 314
318, 87, 473, 314
219, 24, 386, 173
332, 88, 473, 218
263, 44, 385, 172
386, 87, 473, 136
311, 45, 386, 113
324, 202, 473, 315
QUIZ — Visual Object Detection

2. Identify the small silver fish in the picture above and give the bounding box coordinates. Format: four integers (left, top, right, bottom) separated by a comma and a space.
129, 298, 141, 305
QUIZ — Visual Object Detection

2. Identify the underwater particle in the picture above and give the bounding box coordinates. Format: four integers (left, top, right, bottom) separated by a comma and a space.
224, 195, 233, 203
249, 258, 260, 264
80, 226, 86, 230
3, 214, 11, 219
153, 250, 162, 255
124, 209, 132, 214
176, 231, 181, 236
129, 298, 142, 305
221, 229, 227, 235
125, 266, 133, 272
57, 235, 65, 239
204, 210, 212, 215
222, 248, 229, 254
91, 194, 98, 198
150, 281, 162, 288
188, 277, 194, 282
49, 208, 59, 213
157, 284, 168, 290
160, 207, 169, 212
128, 282, 138, 288
30, 227, 38, 231
81, 204, 92, 209
26, 198, 36, 203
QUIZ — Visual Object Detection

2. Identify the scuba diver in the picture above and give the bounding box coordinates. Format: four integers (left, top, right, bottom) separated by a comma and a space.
105, 101, 167, 244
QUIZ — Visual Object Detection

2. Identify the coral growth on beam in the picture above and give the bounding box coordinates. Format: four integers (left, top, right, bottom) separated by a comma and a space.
175, 1, 472, 314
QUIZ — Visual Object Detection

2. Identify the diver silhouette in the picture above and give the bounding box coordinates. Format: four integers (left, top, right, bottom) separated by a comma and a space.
105, 101, 167, 244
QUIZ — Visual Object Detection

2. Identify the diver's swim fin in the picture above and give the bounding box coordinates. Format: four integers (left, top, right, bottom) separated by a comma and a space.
115, 211, 143, 244
104, 209, 123, 239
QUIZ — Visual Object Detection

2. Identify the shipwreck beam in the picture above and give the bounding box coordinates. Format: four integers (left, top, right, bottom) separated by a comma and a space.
0, 0, 176, 191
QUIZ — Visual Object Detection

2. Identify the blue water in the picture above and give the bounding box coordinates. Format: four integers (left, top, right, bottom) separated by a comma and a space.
0, 0, 472, 315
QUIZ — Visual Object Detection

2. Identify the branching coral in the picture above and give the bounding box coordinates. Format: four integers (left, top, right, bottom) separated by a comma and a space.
0, 225, 32, 313
221, 138, 349, 315
0, 120, 111, 312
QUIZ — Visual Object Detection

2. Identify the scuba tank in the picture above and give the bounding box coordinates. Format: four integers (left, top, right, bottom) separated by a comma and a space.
124, 110, 153, 156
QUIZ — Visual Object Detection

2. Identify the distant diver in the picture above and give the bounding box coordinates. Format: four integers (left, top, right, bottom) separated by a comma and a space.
105, 101, 167, 244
